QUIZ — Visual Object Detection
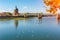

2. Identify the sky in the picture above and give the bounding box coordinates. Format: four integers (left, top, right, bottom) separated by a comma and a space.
0, 0, 47, 13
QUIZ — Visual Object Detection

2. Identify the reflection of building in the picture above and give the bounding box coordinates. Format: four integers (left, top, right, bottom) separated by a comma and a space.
14, 20, 18, 29
13, 6, 19, 16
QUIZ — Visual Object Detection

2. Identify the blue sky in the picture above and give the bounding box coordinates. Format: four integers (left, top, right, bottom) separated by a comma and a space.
0, 0, 47, 13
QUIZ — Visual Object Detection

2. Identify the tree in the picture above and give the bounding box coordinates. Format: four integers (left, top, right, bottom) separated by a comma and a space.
43, 0, 60, 14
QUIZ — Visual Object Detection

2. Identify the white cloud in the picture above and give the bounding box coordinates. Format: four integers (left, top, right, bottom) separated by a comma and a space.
23, 6, 27, 9
20, 6, 28, 12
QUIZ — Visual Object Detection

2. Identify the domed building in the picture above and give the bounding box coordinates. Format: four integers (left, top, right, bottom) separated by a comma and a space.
13, 6, 19, 16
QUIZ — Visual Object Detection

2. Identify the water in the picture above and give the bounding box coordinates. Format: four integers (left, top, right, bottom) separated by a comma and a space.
0, 17, 60, 40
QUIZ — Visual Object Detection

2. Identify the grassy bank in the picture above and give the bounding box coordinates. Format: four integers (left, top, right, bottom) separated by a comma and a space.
0, 17, 28, 21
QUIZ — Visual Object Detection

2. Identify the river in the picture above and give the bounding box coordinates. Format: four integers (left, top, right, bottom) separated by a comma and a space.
0, 17, 60, 40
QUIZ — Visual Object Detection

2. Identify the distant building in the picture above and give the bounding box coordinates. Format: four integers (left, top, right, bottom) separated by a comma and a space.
13, 6, 19, 16
0, 12, 12, 16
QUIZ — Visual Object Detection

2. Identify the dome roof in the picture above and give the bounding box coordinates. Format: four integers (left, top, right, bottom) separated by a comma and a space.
14, 6, 18, 11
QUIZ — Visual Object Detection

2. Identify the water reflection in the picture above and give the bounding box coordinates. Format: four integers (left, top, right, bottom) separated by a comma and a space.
38, 19, 42, 24
1, 17, 60, 40
57, 19, 60, 25
14, 20, 18, 29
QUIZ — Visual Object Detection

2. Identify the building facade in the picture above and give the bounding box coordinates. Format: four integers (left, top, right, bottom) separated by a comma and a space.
13, 6, 19, 16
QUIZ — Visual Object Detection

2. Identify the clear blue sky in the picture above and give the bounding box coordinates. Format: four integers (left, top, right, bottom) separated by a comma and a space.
0, 0, 47, 13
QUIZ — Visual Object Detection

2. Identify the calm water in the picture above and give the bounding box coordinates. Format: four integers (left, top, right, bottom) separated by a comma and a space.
0, 17, 60, 40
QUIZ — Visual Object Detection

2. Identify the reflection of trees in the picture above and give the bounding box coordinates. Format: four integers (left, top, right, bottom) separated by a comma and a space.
14, 20, 18, 29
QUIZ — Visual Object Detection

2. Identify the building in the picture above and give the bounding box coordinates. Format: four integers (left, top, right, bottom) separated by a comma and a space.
13, 6, 19, 16
0, 12, 12, 16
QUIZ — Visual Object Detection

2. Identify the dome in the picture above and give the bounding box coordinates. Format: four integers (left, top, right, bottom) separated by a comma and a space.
14, 6, 18, 11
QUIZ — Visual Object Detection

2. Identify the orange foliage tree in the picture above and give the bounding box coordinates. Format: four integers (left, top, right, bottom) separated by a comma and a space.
43, 0, 60, 14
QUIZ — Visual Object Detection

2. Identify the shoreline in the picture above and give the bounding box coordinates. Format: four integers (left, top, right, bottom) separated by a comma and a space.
0, 13, 58, 19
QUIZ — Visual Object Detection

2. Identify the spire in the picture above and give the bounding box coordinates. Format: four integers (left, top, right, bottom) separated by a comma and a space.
14, 5, 19, 16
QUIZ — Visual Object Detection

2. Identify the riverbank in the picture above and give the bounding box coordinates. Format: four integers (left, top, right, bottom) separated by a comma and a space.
0, 13, 58, 20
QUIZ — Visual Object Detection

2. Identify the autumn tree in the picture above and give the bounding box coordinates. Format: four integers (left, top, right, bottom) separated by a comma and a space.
43, 0, 60, 14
